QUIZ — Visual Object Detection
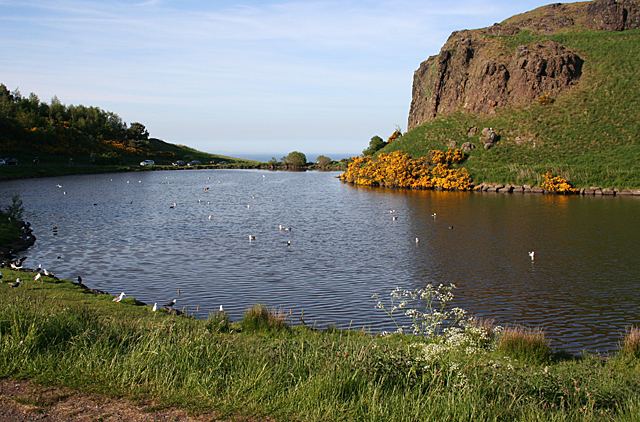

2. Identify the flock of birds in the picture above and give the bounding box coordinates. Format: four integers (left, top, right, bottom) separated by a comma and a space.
2, 174, 539, 318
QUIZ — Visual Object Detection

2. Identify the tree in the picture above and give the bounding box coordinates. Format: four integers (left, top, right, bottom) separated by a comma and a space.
283, 151, 307, 166
362, 135, 386, 156
316, 155, 331, 166
127, 122, 149, 140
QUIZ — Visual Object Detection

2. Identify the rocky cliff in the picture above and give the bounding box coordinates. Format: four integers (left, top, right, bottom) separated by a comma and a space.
408, 0, 640, 130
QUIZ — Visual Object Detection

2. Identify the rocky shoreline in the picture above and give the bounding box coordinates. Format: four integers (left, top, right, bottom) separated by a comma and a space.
472, 183, 640, 196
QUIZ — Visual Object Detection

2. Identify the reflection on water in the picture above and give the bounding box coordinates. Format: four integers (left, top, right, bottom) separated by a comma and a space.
1, 169, 639, 353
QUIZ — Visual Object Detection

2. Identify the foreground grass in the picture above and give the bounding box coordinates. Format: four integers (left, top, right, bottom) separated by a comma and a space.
386, 29, 640, 189
1, 269, 640, 421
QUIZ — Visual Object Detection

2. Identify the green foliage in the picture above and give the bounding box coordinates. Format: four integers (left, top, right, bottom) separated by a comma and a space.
205, 310, 231, 333
384, 29, 640, 188
315, 155, 331, 166
362, 135, 387, 156
620, 326, 640, 360
240, 304, 290, 334
3, 195, 24, 221
0, 195, 24, 245
282, 151, 307, 166
496, 326, 553, 365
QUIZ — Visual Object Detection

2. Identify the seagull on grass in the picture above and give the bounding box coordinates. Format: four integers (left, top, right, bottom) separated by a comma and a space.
113, 292, 126, 302
152, 303, 158, 312
34, 273, 41, 281
164, 299, 176, 307
10, 278, 21, 288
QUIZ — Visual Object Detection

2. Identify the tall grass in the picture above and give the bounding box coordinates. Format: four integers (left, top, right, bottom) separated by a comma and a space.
2, 271, 640, 421
496, 326, 552, 365
620, 326, 640, 360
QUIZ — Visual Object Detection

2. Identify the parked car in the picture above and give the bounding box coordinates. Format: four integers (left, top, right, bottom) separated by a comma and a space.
172, 160, 186, 166
187, 160, 202, 166
140, 160, 155, 166
4, 158, 18, 165
0, 159, 5, 166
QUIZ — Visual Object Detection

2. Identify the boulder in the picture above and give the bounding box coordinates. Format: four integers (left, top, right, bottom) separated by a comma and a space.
461, 142, 476, 152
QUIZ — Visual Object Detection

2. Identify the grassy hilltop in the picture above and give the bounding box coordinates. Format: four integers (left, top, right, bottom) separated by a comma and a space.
381, 18, 640, 188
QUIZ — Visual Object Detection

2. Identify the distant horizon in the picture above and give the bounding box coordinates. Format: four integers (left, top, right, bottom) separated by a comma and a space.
215, 152, 358, 163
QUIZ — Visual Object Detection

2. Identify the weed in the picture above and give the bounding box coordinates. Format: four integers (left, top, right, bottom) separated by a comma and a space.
620, 326, 640, 359
205, 310, 231, 333
240, 303, 290, 334
497, 326, 552, 364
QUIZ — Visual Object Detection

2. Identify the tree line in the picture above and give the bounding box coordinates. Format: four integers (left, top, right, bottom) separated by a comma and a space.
0, 84, 153, 159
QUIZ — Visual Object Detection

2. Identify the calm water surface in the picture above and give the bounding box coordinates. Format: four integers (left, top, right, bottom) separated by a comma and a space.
2, 169, 639, 353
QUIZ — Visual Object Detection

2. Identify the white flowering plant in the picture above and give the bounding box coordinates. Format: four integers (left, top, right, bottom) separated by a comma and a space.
371, 284, 468, 339
373, 285, 506, 383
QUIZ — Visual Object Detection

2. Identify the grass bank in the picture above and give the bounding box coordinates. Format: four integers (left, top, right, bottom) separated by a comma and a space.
386, 29, 640, 189
1, 269, 640, 421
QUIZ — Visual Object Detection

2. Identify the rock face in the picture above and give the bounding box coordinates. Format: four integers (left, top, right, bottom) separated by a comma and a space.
408, 0, 640, 130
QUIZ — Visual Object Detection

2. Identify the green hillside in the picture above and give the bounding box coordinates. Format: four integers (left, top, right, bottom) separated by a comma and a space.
383, 28, 640, 189
0, 84, 262, 172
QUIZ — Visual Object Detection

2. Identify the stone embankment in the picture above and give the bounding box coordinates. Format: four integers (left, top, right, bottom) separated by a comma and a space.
473, 184, 640, 196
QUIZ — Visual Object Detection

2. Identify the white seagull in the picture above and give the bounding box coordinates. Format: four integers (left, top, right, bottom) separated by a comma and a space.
249, 235, 256, 241
34, 273, 41, 281
113, 292, 126, 302
219, 305, 224, 312
529, 251, 535, 261
10, 278, 21, 288
152, 303, 158, 312
164, 299, 177, 307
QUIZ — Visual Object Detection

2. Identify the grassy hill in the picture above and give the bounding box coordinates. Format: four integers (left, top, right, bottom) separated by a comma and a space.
0, 83, 263, 179
383, 28, 640, 189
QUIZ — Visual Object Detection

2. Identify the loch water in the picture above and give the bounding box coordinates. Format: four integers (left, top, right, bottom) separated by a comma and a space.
2, 169, 639, 354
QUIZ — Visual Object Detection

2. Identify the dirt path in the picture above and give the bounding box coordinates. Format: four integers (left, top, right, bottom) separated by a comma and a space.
0, 378, 270, 422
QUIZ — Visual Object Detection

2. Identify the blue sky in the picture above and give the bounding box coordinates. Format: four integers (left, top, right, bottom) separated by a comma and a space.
1, 0, 570, 159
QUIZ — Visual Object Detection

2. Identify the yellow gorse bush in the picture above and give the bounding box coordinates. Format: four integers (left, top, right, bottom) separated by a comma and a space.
540, 172, 579, 193
340, 150, 471, 191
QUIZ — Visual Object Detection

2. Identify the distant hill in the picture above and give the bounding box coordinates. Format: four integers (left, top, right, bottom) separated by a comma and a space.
384, 0, 640, 188
0, 84, 260, 166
